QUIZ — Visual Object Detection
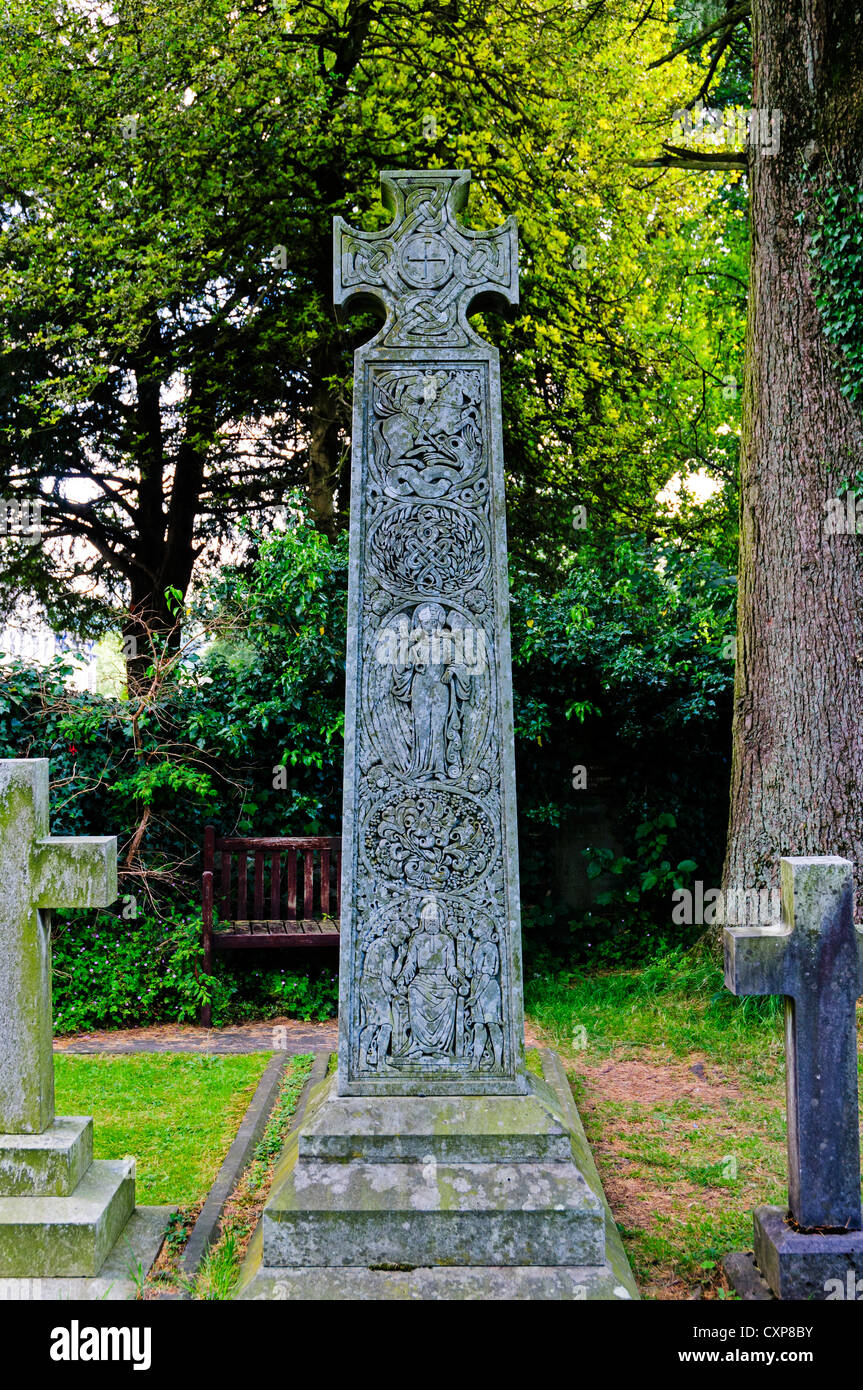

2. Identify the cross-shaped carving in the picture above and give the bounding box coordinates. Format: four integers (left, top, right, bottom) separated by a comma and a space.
0, 761, 117, 1134
333, 169, 518, 348
725, 856, 863, 1231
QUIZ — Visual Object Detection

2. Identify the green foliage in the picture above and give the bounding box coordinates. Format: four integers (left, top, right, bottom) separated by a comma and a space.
583, 812, 697, 911
0, 520, 349, 852
512, 533, 735, 963
803, 175, 863, 409
0, 0, 743, 638
191, 519, 349, 836
51, 908, 210, 1031
51, 907, 338, 1031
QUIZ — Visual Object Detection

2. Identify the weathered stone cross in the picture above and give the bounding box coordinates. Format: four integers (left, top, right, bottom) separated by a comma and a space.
334, 168, 517, 348
725, 856, 863, 1231
0, 760, 117, 1134
333, 170, 524, 1097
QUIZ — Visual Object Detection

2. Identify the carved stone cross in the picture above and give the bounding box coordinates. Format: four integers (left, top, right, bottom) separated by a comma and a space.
725, 856, 863, 1231
334, 170, 524, 1096
334, 169, 517, 348
0, 760, 117, 1133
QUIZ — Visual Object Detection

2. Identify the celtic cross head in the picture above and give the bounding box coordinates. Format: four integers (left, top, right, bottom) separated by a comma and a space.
333, 169, 519, 349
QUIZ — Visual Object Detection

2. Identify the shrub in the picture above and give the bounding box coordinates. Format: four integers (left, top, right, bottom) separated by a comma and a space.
51, 907, 338, 1031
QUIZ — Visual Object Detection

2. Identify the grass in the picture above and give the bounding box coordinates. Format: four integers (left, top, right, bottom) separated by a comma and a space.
191, 1053, 316, 1299
524, 944, 835, 1299
54, 1052, 273, 1205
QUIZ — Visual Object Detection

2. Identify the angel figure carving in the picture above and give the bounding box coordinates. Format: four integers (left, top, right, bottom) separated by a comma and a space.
389, 603, 477, 780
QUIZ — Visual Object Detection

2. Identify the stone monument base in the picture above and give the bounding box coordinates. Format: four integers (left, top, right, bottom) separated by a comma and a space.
753, 1204, 863, 1300
240, 1049, 638, 1300
0, 1112, 166, 1284
0, 1206, 174, 1299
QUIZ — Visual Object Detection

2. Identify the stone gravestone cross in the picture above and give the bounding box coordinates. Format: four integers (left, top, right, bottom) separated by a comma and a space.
0, 759, 152, 1284
0, 760, 117, 1133
334, 170, 523, 1095
725, 856, 863, 1297
238, 172, 640, 1300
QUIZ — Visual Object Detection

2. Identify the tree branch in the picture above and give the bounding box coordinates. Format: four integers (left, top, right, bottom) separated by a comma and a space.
630, 143, 748, 170
648, 2, 750, 69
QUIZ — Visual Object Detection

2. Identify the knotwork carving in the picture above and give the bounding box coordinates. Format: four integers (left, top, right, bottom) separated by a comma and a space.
368, 503, 489, 596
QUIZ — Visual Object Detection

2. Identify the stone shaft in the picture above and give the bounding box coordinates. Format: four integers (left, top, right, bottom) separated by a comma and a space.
0, 760, 117, 1133
725, 856, 863, 1231
334, 170, 524, 1095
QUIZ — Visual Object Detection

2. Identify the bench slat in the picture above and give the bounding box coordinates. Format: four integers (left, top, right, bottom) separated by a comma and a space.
237, 853, 247, 919
287, 848, 297, 919
215, 836, 340, 849
254, 850, 265, 919
216, 918, 340, 935
321, 846, 330, 917
270, 851, 281, 918
304, 849, 314, 918
220, 850, 231, 920
213, 931, 337, 949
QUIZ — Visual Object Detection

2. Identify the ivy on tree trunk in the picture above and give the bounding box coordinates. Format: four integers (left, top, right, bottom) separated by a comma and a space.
723, 0, 863, 909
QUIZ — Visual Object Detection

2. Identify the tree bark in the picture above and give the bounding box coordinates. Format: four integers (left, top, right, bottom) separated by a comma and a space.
123, 364, 214, 694
723, 1, 863, 908
307, 376, 341, 539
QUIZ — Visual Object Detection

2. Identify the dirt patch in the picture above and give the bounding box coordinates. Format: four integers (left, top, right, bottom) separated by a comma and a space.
576, 1054, 743, 1108
54, 1016, 338, 1054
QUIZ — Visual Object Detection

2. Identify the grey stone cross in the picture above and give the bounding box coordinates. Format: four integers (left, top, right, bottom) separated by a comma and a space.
333, 168, 517, 347
0, 760, 117, 1133
725, 856, 863, 1231
333, 171, 526, 1097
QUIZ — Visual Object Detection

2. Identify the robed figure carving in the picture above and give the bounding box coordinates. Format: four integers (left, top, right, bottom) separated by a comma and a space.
391, 604, 472, 780
400, 897, 468, 1058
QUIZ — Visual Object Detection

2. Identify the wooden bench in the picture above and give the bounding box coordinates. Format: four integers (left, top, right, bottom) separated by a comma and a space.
199, 827, 341, 1026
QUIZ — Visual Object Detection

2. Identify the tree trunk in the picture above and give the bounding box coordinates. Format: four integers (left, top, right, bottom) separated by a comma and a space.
123, 365, 213, 694
307, 373, 343, 539
723, 0, 863, 910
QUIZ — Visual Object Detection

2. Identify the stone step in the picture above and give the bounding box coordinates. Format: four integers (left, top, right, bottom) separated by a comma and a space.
0, 1116, 93, 1197
299, 1087, 574, 1164
263, 1154, 604, 1268
244, 1262, 634, 1301
0, 1158, 135, 1277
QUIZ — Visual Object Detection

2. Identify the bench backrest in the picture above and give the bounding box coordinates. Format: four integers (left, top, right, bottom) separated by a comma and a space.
203, 828, 342, 923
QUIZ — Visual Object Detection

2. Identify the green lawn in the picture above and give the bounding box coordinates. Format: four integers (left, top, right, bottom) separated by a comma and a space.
54, 1052, 273, 1205
525, 947, 830, 1299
